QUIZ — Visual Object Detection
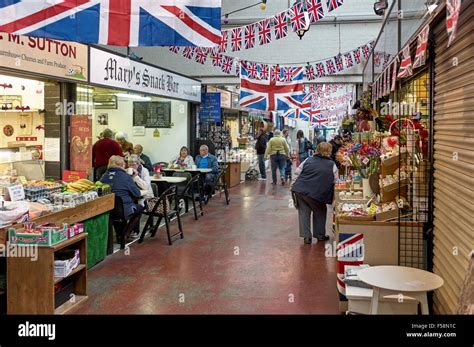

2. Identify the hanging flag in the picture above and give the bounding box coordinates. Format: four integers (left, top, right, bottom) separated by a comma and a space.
0, 0, 222, 47
315, 62, 327, 77
391, 57, 398, 92
344, 52, 354, 68
362, 44, 371, 59
326, 0, 344, 12
221, 56, 233, 74
397, 46, 413, 78
290, 2, 307, 32
271, 65, 282, 82
182, 47, 195, 60
240, 63, 306, 111
220, 30, 229, 53
231, 27, 243, 51
385, 65, 390, 95
325, 59, 336, 75
247, 62, 259, 79
353, 47, 361, 64
210, 51, 223, 67
169, 46, 180, 54
306, 65, 316, 80
335, 54, 344, 72
273, 11, 289, 40
259, 64, 270, 80
282, 67, 295, 82
244, 24, 256, 49
258, 19, 272, 45
194, 48, 208, 64
285, 108, 310, 121
446, 0, 461, 47
413, 24, 430, 68
306, 0, 325, 23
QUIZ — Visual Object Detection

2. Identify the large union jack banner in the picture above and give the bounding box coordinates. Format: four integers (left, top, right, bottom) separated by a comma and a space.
0, 0, 222, 47
240, 62, 306, 111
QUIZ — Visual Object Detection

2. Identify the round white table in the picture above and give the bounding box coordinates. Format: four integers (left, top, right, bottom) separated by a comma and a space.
150, 176, 187, 183
358, 266, 444, 315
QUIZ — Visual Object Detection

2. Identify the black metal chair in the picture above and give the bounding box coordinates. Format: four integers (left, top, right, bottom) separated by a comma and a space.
151, 182, 159, 198
176, 174, 204, 220
211, 163, 230, 205
139, 185, 184, 245
110, 196, 142, 249
172, 172, 192, 197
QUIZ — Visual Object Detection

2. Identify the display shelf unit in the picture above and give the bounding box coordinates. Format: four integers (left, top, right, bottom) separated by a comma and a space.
380, 153, 408, 203
7, 233, 88, 314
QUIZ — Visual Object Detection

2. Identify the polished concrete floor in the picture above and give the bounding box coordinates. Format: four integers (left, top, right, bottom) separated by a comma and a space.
76, 179, 340, 314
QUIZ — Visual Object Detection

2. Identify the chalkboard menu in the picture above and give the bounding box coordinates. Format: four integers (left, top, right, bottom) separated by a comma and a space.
133, 101, 171, 128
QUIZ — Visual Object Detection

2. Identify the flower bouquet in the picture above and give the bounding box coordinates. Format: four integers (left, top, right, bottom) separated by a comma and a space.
338, 141, 382, 179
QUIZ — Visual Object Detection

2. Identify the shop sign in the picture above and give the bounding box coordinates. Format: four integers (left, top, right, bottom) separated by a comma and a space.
90, 47, 201, 103
200, 93, 221, 123
62, 170, 87, 182
0, 34, 88, 82
207, 86, 231, 109
70, 115, 92, 175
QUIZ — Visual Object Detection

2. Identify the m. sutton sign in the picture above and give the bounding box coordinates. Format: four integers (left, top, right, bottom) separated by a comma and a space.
89, 47, 201, 103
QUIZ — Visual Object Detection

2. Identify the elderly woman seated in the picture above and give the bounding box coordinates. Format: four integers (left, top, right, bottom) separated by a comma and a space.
128, 154, 154, 203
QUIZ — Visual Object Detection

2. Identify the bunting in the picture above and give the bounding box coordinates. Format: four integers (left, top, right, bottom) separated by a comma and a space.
413, 24, 429, 69
397, 45, 413, 78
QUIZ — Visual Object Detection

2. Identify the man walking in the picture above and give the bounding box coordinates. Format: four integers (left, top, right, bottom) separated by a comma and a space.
255, 129, 268, 180
264, 129, 289, 185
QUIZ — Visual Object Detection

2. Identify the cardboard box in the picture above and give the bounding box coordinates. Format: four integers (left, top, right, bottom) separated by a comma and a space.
54, 249, 80, 278
9, 224, 69, 246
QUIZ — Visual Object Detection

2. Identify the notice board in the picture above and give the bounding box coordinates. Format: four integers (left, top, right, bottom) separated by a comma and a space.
133, 101, 171, 128
200, 93, 221, 123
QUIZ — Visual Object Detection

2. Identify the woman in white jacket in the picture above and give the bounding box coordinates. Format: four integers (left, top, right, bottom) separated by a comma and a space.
128, 155, 154, 204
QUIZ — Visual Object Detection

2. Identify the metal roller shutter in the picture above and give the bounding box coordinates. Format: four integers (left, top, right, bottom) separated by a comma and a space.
432, 1, 474, 314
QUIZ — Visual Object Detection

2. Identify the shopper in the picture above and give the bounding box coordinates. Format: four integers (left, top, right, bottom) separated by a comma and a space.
313, 130, 326, 145
115, 132, 134, 158
292, 142, 338, 244
296, 130, 312, 166
133, 144, 153, 173
128, 155, 154, 202
283, 128, 293, 182
172, 146, 195, 167
92, 128, 123, 181
255, 129, 268, 180
100, 156, 144, 220
329, 135, 343, 167
195, 145, 219, 203
264, 129, 289, 185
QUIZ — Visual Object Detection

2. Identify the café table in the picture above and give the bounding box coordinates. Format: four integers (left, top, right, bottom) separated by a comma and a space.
150, 176, 187, 196
162, 168, 213, 201
358, 266, 444, 315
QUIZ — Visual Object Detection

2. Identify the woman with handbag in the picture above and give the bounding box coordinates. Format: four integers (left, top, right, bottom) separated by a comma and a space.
296, 130, 313, 166
291, 142, 338, 244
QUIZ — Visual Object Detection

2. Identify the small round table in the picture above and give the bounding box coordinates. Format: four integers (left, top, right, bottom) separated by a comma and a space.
358, 266, 444, 315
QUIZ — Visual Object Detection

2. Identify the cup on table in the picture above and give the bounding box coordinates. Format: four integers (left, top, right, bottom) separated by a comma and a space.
127, 168, 134, 176
192, 165, 197, 170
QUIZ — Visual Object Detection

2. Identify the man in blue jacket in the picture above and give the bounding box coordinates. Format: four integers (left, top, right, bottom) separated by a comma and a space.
195, 145, 219, 203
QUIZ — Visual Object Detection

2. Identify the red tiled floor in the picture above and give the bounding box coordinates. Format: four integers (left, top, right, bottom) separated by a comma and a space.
75, 180, 340, 314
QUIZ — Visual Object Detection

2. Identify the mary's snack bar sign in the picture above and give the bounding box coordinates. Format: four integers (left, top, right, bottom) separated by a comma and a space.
0, 34, 88, 82
90, 47, 201, 103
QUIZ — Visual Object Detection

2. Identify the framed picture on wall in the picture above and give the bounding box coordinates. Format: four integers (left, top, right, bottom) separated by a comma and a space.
97, 113, 108, 125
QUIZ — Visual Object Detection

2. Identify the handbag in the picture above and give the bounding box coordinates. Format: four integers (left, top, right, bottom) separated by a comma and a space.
291, 190, 299, 209
145, 197, 171, 215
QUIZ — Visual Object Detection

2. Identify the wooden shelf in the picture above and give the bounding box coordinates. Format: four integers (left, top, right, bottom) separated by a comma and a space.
52, 233, 88, 252
54, 295, 88, 315
54, 264, 86, 284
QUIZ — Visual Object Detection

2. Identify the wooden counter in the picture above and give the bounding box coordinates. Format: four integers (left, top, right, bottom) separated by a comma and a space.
225, 162, 241, 188
0, 194, 115, 246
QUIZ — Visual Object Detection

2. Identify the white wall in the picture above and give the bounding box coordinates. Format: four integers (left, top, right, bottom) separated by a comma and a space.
92, 96, 189, 164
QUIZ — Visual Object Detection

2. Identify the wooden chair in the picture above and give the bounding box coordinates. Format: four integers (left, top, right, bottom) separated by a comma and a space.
110, 196, 142, 249
139, 185, 184, 245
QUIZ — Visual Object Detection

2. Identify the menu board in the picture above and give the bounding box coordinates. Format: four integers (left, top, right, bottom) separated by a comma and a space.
133, 102, 171, 128
200, 93, 221, 123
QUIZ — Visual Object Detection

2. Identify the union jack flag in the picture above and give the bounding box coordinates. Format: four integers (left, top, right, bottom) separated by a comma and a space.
169, 45, 180, 54
257, 19, 272, 45
362, 44, 372, 59
397, 45, 412, 78
353, 47, 361, 64
335, 54, 344, 72
391, 57, 398, 92
220, 30, 229, 53
182, 46, 194, 59
290, 2, 307, 32
231, 27, 242, 51
259, 64, 270, 80
315, 62, 326, 77
210, 51, 222, 67
336, 233, 364, 296
326, 0, 344, 13
244, 24, 256, 49
413, 24, 429, 68
247, 62, 259, 79
273, 11, 288, 40
285, 108, 310, 121
221, 55, 233, 74
194, 48, 208, 64
325, 59, 336, 75
306, 0, 325, 23
282, 67, 295, 82
305, 65, 316, 80
240, 63, 306, 111
270, 65, 282, 82
344, 52, 354, 68
446, 0, 461, 47
0, 0, 222, 47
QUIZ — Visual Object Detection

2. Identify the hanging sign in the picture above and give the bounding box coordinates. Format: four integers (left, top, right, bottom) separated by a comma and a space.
70, 115, 92, 175
200, 93, 221, 123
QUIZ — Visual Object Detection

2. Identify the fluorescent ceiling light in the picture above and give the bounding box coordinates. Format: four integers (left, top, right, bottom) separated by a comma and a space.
76, 101, 93, 105
115, 93, 151, 101
77, 87, 94, 93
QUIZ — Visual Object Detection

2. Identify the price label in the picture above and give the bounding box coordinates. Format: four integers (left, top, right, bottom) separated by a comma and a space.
362, 157, 370, 165
6, 184, 25, 202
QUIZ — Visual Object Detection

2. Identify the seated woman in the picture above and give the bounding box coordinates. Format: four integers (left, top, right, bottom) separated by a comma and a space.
101, 155, 144, 220
172, 146, 195, 167
128, 154, 154, 203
